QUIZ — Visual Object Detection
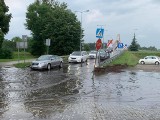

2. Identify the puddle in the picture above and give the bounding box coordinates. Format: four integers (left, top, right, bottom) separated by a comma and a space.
0, 59, 160, 119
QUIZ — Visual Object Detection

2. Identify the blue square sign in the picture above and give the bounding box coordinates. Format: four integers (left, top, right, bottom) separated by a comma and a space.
96, 28, 104, 38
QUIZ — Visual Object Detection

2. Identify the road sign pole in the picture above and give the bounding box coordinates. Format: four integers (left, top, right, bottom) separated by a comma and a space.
22, 35, 27, 63
46, 39, 50, 54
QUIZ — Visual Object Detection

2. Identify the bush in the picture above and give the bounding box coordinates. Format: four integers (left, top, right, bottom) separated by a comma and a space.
0, 49, 13, 59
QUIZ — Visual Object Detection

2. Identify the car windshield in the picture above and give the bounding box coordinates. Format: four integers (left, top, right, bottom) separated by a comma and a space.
90, 51, 97, 54
71, 51, 81, 56
37, 55, 52, 61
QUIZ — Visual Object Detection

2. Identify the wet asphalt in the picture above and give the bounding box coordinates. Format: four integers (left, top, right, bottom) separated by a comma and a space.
0, 59, 160, 120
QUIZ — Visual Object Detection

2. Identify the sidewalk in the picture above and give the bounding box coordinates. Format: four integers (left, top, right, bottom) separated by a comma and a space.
0, 59, 35, 67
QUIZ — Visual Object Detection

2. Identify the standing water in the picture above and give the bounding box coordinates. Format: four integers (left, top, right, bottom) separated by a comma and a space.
0, 60, 160, 120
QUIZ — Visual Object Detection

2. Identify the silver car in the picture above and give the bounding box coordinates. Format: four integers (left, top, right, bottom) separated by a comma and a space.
30, 55, 63, 70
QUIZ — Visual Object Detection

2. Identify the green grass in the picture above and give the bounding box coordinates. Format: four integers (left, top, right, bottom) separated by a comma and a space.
13, 62, 31, 68
104, 50, 160, 67
0, 52, 36, 62
13, 52, 36, 60
109, 51, 139, 66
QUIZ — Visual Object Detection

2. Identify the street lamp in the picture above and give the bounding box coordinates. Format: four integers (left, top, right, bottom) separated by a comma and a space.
75, 10, 89, 52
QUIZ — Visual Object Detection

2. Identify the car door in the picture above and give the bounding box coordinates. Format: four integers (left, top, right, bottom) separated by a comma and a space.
151, 56, 157, 64
83, 51, 88, 61
145, 56, 152, 64
50, 56, 57, 67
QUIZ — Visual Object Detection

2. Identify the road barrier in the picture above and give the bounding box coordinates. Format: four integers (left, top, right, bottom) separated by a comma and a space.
97, 50, 124, 68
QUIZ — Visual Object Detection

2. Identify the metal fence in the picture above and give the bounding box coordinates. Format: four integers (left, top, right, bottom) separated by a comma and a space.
99, 50, 124, 67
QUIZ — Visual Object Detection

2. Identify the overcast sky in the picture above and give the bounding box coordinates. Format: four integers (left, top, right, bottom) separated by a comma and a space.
5, 0, 160, 48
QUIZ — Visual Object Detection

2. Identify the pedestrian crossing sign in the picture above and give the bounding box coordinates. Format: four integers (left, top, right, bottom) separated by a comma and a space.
96, 28, 104, 38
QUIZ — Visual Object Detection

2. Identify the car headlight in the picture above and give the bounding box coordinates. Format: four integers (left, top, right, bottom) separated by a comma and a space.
39, 62, 46, 66
77, 57, 81, 60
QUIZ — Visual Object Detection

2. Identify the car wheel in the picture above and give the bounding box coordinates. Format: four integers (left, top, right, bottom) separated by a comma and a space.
140, 61, 145, 65
47, 64, 51, 70
30, 67, 34, 71
59, 62, 63, 68
155, 61, 159, 65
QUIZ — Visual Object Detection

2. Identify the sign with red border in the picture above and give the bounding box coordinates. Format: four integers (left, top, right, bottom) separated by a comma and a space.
96, 38, 102, 50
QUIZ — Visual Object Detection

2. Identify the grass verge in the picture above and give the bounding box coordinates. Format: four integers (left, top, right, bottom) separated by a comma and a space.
104, 50, 160, 67
13, 62, 31, 68
108, 51, 139, 67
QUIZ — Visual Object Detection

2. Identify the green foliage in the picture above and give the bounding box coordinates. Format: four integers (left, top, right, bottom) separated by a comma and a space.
29, 38, 46, 56
0, 0, 12, 48
129, 34, 139, 51
0, 29, 4, 48
83, 43, 90, 51
25, 1, 81, 56
2, 39, 16, 51
131, 50, 160, 59
0, 48, 13, 59
11, 36, 22, 42
87, 43, 96, 50
139, 46, 157, 51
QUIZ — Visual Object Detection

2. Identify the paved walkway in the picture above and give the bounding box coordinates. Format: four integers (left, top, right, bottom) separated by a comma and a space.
0, 59, 35, 67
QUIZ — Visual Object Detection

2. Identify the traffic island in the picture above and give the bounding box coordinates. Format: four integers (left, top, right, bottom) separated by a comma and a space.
94, 64, 128, 73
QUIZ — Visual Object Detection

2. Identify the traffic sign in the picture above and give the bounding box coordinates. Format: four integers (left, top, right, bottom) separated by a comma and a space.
22, 35, 27, 41
96, 28, 104, 38
117, 43, 124, 48
96, 38, 102, 50
46, 39, 51, 46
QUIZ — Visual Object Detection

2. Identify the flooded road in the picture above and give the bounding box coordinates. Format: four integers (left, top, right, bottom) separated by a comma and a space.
0, 59, 160, 120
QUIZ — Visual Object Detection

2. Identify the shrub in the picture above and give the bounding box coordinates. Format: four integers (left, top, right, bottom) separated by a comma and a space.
0, 48, 13, 59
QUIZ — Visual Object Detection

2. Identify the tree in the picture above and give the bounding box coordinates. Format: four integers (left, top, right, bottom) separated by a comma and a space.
11, 36, 22, 42
87, 42, 96, 50
83, 43, 90, 51
25, 0, 81, 56
129, 33, 139, 51
2, 39, 16, 51
0, 0, 12, 48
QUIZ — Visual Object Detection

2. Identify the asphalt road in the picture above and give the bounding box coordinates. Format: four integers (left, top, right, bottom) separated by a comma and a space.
0, 59, 160, 120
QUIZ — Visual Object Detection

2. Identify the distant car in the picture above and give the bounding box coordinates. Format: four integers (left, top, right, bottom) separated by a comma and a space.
139, 56, 160, 65
30, 55, 63, 70
68, 51, 88, 63
88, 50, 97, 59
98, 49, 110, 60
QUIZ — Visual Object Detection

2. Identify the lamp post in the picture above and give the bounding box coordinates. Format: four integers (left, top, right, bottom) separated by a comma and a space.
75, 10, 89, 52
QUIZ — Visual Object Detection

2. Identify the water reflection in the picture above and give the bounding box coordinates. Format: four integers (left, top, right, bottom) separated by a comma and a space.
0, 62, 160, 119
0, 66, 82, 119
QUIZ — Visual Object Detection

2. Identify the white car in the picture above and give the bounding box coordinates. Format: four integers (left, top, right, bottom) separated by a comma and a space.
88, 51, 97, 59
68, 51, 88, 63
139, 56, 160, 65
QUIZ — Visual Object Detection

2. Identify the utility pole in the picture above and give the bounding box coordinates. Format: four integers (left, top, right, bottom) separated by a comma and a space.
75, 10, 89, 52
